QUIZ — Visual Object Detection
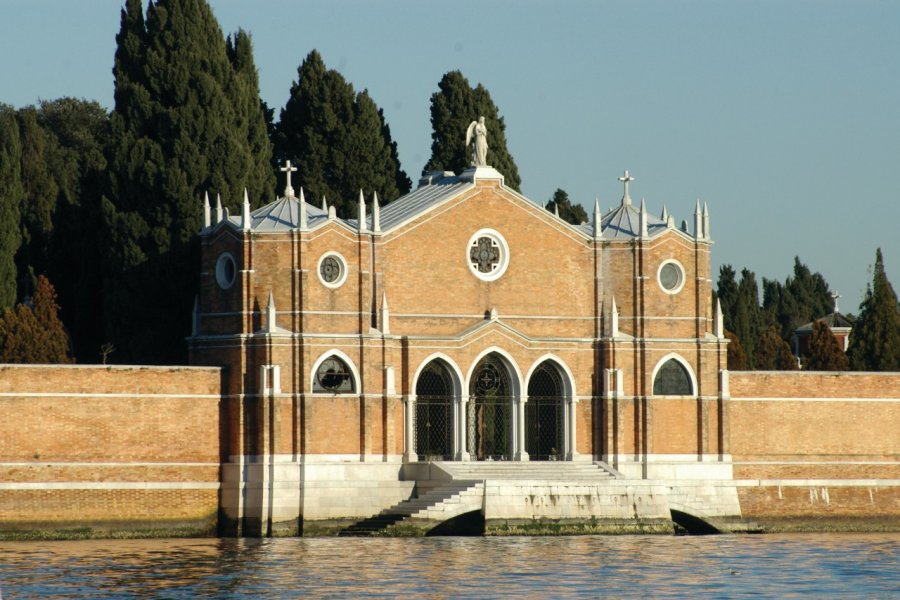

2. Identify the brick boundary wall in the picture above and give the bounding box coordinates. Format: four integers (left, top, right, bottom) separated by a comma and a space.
0, 365, 224, 538
728, 371, 900, 531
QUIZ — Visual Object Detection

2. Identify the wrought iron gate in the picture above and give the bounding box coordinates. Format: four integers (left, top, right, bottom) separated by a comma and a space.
526, 362, 565, 461
414, 361, 454, 460
468, 354, 513, 461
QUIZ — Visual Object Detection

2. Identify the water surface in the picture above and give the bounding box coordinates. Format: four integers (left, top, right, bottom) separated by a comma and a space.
0, 534, 897, 598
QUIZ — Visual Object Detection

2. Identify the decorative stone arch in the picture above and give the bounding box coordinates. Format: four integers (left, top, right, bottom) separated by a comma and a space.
407, 353, 465, 462
464, 347, 523, 461
650, 353, 697, 396
524, 354, 579, 461
309, 349, 361, 394
413, 353, 465, 397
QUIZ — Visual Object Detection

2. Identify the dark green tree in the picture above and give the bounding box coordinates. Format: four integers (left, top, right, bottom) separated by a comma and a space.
35, 98, 109, 362
103, 0, 274, 363
754, 325, 798, 370
0, 105, 23, 309
227, 29, 276, 203
805, 320, 849, 371
424, 70, 521, 191
274, 50, 409, 218
546, 188, 588, 225
847, 249, 900, 371
763, 257, 833, 341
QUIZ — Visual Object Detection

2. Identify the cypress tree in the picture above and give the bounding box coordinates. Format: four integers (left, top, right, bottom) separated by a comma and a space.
424, 70, 522, 191
36, 98, 109, 362
104, 0, 274, 363
848, 249, 900, 371
734, 269, 766, 367
806, 320, 849, 371
545, 188, 588, 225
0, 105, 22, 309
0, 275, 72, 364
755, 325, 798, 370
226, 29, 276, 205
275, 50, 409, 217
763, 257, 833, 341
717, 265, 739, 333
725, 330, 749, 370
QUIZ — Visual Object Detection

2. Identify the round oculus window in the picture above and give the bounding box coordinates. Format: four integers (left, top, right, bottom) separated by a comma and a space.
658, 260, 685, 294
215, 252, 236, 290
467, 229, 509, 282
317, 252, 347, 288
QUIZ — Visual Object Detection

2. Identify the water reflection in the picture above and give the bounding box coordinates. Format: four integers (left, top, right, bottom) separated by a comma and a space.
0, 534, 897, 598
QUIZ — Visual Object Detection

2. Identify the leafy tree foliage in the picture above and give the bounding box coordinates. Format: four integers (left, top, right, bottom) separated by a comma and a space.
424, 70, 521, 191
0, 106, 23, 310
103, 0, 274, 363
545, 189, 588, 225
754, 325, 798, 370
724, 330, 749, 370
805, 320, 849, 371
848, 248, 900, 371
0, 275, 72, 363
274, 50, 410, 218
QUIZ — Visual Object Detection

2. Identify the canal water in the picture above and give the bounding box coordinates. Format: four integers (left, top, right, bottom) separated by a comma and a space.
0, 533, 897, 598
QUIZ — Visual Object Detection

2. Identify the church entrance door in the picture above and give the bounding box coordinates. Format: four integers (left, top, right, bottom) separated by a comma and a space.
414, 360, 455, 461
525, 361, 565, 461
468, 354, 513, 461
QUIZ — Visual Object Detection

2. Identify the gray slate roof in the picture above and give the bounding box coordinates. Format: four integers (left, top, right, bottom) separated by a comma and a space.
212, 169, 686, 241
796, 312, 855, 332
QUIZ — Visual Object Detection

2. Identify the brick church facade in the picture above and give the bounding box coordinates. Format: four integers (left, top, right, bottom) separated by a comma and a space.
189, 152, 738, 533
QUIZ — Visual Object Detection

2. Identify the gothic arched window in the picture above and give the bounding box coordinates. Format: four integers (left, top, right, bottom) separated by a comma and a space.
313, 355, 355, 393
653, 358, 693, 396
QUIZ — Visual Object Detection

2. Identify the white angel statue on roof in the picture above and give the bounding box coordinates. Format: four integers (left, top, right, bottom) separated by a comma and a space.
465, 116, 489, 167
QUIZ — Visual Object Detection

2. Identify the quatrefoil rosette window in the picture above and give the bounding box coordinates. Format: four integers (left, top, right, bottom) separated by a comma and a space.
467, 228, 509, 282
317, 251, 348, 289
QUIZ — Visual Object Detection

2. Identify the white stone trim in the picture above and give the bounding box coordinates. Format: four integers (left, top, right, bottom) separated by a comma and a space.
309, 349, 360, 394
0, 482, 220, 490
316, 251, 348, 289
657, 258, 686, 295
650, 352, 698, 397
466, 228, 510, 282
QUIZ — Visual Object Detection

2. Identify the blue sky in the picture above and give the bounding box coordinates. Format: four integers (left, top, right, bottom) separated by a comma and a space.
1, 0, 898, 310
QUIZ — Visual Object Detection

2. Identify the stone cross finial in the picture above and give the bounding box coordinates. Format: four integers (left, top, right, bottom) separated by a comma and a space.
618, 170, 634, 205
280, 160, 298, 197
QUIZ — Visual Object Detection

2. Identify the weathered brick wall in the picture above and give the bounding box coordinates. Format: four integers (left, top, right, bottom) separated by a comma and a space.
729, 371, 900, 526
0, 365, 223, 535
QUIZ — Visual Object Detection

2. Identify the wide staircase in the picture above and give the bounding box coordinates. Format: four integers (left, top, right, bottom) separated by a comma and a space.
435, 460, 619, 481
338, 481, 484, 536
339, 462, 619, 536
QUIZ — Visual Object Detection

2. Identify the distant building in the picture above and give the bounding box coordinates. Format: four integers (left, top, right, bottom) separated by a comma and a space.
793, 300, 855, 360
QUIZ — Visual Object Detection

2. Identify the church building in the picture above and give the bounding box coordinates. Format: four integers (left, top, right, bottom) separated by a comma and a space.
189, 126, 734, 535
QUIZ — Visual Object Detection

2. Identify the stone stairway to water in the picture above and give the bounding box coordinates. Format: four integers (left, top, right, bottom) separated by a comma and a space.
338, 480, 484, 536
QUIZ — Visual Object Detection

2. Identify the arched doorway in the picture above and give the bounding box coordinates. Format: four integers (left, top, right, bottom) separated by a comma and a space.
526, 361, 565, 460
414, 360, 456, 460
468, 353, 514, 461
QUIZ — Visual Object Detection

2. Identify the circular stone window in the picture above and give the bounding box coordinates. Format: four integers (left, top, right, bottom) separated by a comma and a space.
467, 228, 509, 282
658, 260, 685, 294
215, 252, 237, 290
317, 252, 348, 289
